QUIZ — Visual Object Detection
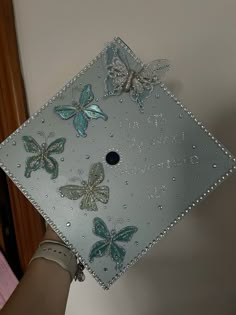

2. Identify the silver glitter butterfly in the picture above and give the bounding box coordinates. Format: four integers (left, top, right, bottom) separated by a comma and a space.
104, 44, 170, 110
59, 162, 109, 211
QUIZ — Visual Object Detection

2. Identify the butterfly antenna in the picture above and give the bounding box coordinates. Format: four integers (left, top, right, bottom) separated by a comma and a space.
114, 218, 124, 230
47, 132, 55, 141
37, 131, 45, 139
72, 86, 77, 102
77, 171, 85, 184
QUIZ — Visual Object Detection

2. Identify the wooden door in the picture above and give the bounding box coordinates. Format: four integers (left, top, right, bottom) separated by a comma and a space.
0, 0, 45, 274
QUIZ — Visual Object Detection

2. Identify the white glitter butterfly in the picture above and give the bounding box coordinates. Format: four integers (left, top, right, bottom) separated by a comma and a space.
104, 43, 170, 110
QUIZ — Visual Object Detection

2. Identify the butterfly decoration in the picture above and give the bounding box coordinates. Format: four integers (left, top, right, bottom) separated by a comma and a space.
104, 44, 170, 110
22, 132, 66, 179
89, 217, 138, 271
54, 84, 108, 137
59, 162, 109, 211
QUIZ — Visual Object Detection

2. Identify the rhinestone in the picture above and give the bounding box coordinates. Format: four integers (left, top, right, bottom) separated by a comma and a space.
12, 141, 16, 145
212, 163, 217, 168
158, 205, 163, 210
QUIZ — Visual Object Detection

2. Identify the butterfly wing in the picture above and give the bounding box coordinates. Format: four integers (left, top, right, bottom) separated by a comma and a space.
43, 156, 59, 179
46, 138, 66, 155
79, 84, 94, 107
88, 162, 105, 187
110, 242, 126, 271
105, 44, 129, 96
92, 217, 111, 240
24, 155, 41, 178
54, 106, 77, 119
22, 136, 41, 153
113, 226, 138, 242
80, 192, 98, 211
73, 112, 88, 137
84, 104, 108, 121
59, 185, 85, 200
89, 240, 109, 263
93, 186, 109, 204
131, 59, 170, 106
139, 59, 170, 83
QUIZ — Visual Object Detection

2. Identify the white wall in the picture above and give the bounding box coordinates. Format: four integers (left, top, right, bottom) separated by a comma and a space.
13, 1, 236, 314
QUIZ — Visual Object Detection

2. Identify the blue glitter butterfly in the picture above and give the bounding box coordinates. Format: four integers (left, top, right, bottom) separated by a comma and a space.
105, 44, 170, 110
89, 217, 138, 271
22, 132, 66, 179
54, 84, 108, 137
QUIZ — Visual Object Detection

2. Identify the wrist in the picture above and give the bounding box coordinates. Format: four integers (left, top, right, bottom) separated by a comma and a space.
43, 225, 63, 243
33, 225, 85, 282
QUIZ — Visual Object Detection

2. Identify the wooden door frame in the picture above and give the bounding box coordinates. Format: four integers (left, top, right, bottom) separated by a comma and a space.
0, 0, 45, 272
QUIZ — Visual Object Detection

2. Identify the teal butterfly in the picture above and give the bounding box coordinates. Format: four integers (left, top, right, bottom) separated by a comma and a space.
22, 132, 66, 179
54, 84, 108, 137
59, 163, 109, 211
89, 217, 138, 271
